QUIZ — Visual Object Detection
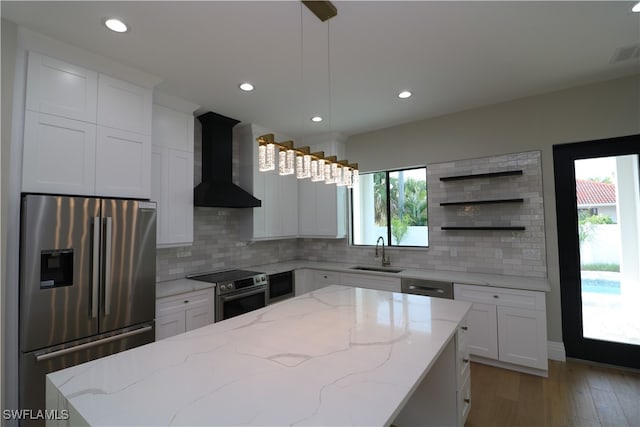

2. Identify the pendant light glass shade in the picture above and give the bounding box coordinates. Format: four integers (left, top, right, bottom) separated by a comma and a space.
286, 149, 296, 174
340, 167, 352, 187
311, 159, 325, 182
324, 163, 336, 184
279, 149, 295, 175
258, 143, 276, 172
278, 150, 287, 175
349, 168, 359, 188
296, 154, 312, 179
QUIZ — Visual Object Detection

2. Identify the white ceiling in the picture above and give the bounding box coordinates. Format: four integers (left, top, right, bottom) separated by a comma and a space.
2, 1, 639, 139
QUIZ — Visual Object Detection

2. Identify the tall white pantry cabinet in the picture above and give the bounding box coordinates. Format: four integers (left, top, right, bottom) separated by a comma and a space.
151, 94, 199, 247
22, 51, 152, 199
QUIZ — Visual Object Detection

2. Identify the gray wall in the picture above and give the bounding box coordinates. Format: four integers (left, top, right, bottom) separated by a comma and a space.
345, 75, 640, 343
1, 17, 19, 417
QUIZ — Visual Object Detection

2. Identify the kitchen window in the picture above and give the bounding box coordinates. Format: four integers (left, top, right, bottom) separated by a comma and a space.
351, 167, 428, 247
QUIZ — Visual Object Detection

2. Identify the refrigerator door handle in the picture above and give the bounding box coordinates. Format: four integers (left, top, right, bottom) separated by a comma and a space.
104, 216, 113, 316
34, 325, 153, 362
91, 217, 100, 318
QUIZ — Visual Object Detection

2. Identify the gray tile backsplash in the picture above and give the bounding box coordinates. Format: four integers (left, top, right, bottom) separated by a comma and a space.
156, 120, 546, 282
294, 151, 546, 278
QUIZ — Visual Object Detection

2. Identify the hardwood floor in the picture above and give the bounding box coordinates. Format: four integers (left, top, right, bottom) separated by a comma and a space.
465, 360, 640, 427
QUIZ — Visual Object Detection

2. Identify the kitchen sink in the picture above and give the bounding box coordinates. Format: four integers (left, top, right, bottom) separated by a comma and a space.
350, 266, 404, 273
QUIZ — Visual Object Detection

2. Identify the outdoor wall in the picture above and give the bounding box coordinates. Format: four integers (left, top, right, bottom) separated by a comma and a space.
345, 74, 640, 343
580, 224, 621, 265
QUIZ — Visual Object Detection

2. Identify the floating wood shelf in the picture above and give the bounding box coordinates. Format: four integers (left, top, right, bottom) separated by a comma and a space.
440, 170, 523, 182
440, 198, 524, 206
441, 226, 526, 231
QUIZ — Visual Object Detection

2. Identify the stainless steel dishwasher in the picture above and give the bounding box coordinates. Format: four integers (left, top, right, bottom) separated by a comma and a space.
401, 278, 454, 299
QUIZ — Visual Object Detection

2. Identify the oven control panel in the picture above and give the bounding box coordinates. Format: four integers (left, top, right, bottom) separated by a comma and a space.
217, 274, 268, 295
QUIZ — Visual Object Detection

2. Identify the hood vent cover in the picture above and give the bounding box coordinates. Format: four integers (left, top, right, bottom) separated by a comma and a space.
194, 112, 261, 208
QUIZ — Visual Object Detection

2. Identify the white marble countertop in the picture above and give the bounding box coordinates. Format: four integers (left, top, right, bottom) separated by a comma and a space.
155, 277, 216, 299
48, 286, 471, 426
245, 260, 551, 292
157, 260, 550, 299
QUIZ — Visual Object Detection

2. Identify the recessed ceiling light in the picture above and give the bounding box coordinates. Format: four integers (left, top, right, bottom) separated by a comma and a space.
239, 82, 254, 92
310, 116, 323, 123
398, 91, 412, 99
104, 18, 128, 33
633, 2, 640, 12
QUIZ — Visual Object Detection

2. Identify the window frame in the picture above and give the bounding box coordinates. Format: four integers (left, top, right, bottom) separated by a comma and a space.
350, 165, 429, 249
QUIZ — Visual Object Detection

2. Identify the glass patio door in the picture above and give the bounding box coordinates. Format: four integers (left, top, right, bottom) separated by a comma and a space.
554, 134, 640, 368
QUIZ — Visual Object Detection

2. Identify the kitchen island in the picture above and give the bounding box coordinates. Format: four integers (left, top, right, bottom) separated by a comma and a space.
46, 285, 471, 426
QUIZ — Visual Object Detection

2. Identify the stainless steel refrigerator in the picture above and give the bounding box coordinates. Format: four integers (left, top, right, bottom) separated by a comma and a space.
19, 194, 156, 420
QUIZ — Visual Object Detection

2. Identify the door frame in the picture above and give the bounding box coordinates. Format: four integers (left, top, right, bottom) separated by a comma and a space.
553, 133, 640, 368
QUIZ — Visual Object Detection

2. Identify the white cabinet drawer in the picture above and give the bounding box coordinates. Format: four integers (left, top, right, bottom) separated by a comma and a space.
339, 273, 401, 293
456, 319, 470, 388
454, 283, 545, 311
157, 289, 211, 316
457, 372, 471, 426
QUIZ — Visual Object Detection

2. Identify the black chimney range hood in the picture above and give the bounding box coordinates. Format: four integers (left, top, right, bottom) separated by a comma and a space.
194, 112, 261, 208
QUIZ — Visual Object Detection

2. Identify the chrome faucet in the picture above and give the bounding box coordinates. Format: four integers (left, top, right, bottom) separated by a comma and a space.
375, 236, 391, 267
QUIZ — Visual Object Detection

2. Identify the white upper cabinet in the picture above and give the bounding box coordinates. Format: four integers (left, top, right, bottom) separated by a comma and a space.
95, 126, 151, 198
22, 52, 154, 198
26, 52, 98, 123
151, 94, 198, 247
299, 180, 346, 238
97, 74, 152, 135
238, 123, 298, 241
298, 138, 347, 238
22, 111, 96, 195
152, 103, 194, 152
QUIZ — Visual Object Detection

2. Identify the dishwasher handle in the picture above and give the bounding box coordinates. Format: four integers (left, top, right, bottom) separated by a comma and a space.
408, 285, 445, 294
401, 278, 453, 299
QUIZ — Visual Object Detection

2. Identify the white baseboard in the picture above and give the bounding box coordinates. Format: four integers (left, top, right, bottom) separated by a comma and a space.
547, 341, 566, 361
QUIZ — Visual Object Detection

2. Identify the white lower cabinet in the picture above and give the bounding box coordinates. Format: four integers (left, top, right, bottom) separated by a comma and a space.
156, 289, 214, 340
454, 283, 548, 373
339, 272, 401, 293
497, 305, 547, 368
314, 270, 340, 289
465, 302, 498, 359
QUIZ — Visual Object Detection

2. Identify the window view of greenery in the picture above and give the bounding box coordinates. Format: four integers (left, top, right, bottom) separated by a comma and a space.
352, 167, 428, 247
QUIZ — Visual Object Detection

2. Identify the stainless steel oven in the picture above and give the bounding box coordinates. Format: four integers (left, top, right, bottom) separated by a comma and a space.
187, 269, 269, 322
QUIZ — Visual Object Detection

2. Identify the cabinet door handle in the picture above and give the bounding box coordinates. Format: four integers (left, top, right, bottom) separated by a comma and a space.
184, 300, 189, 304
493, 295, 499, 299
461, 326, 468, 331
463, 358, 470, 363
464, 398, 471, 404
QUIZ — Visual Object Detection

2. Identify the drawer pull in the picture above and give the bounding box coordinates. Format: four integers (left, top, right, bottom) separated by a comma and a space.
493, 295, 499, 299
184, 300, 189, 304
461, 326, 468, 331
464, 398, 471, 404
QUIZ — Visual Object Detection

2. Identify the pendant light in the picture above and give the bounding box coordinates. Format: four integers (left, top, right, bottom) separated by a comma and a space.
258, 134, 276, 172
255, 2, 360, 189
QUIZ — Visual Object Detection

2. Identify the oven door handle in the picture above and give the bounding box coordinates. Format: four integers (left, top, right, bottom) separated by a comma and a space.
220, 287, 267, 303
